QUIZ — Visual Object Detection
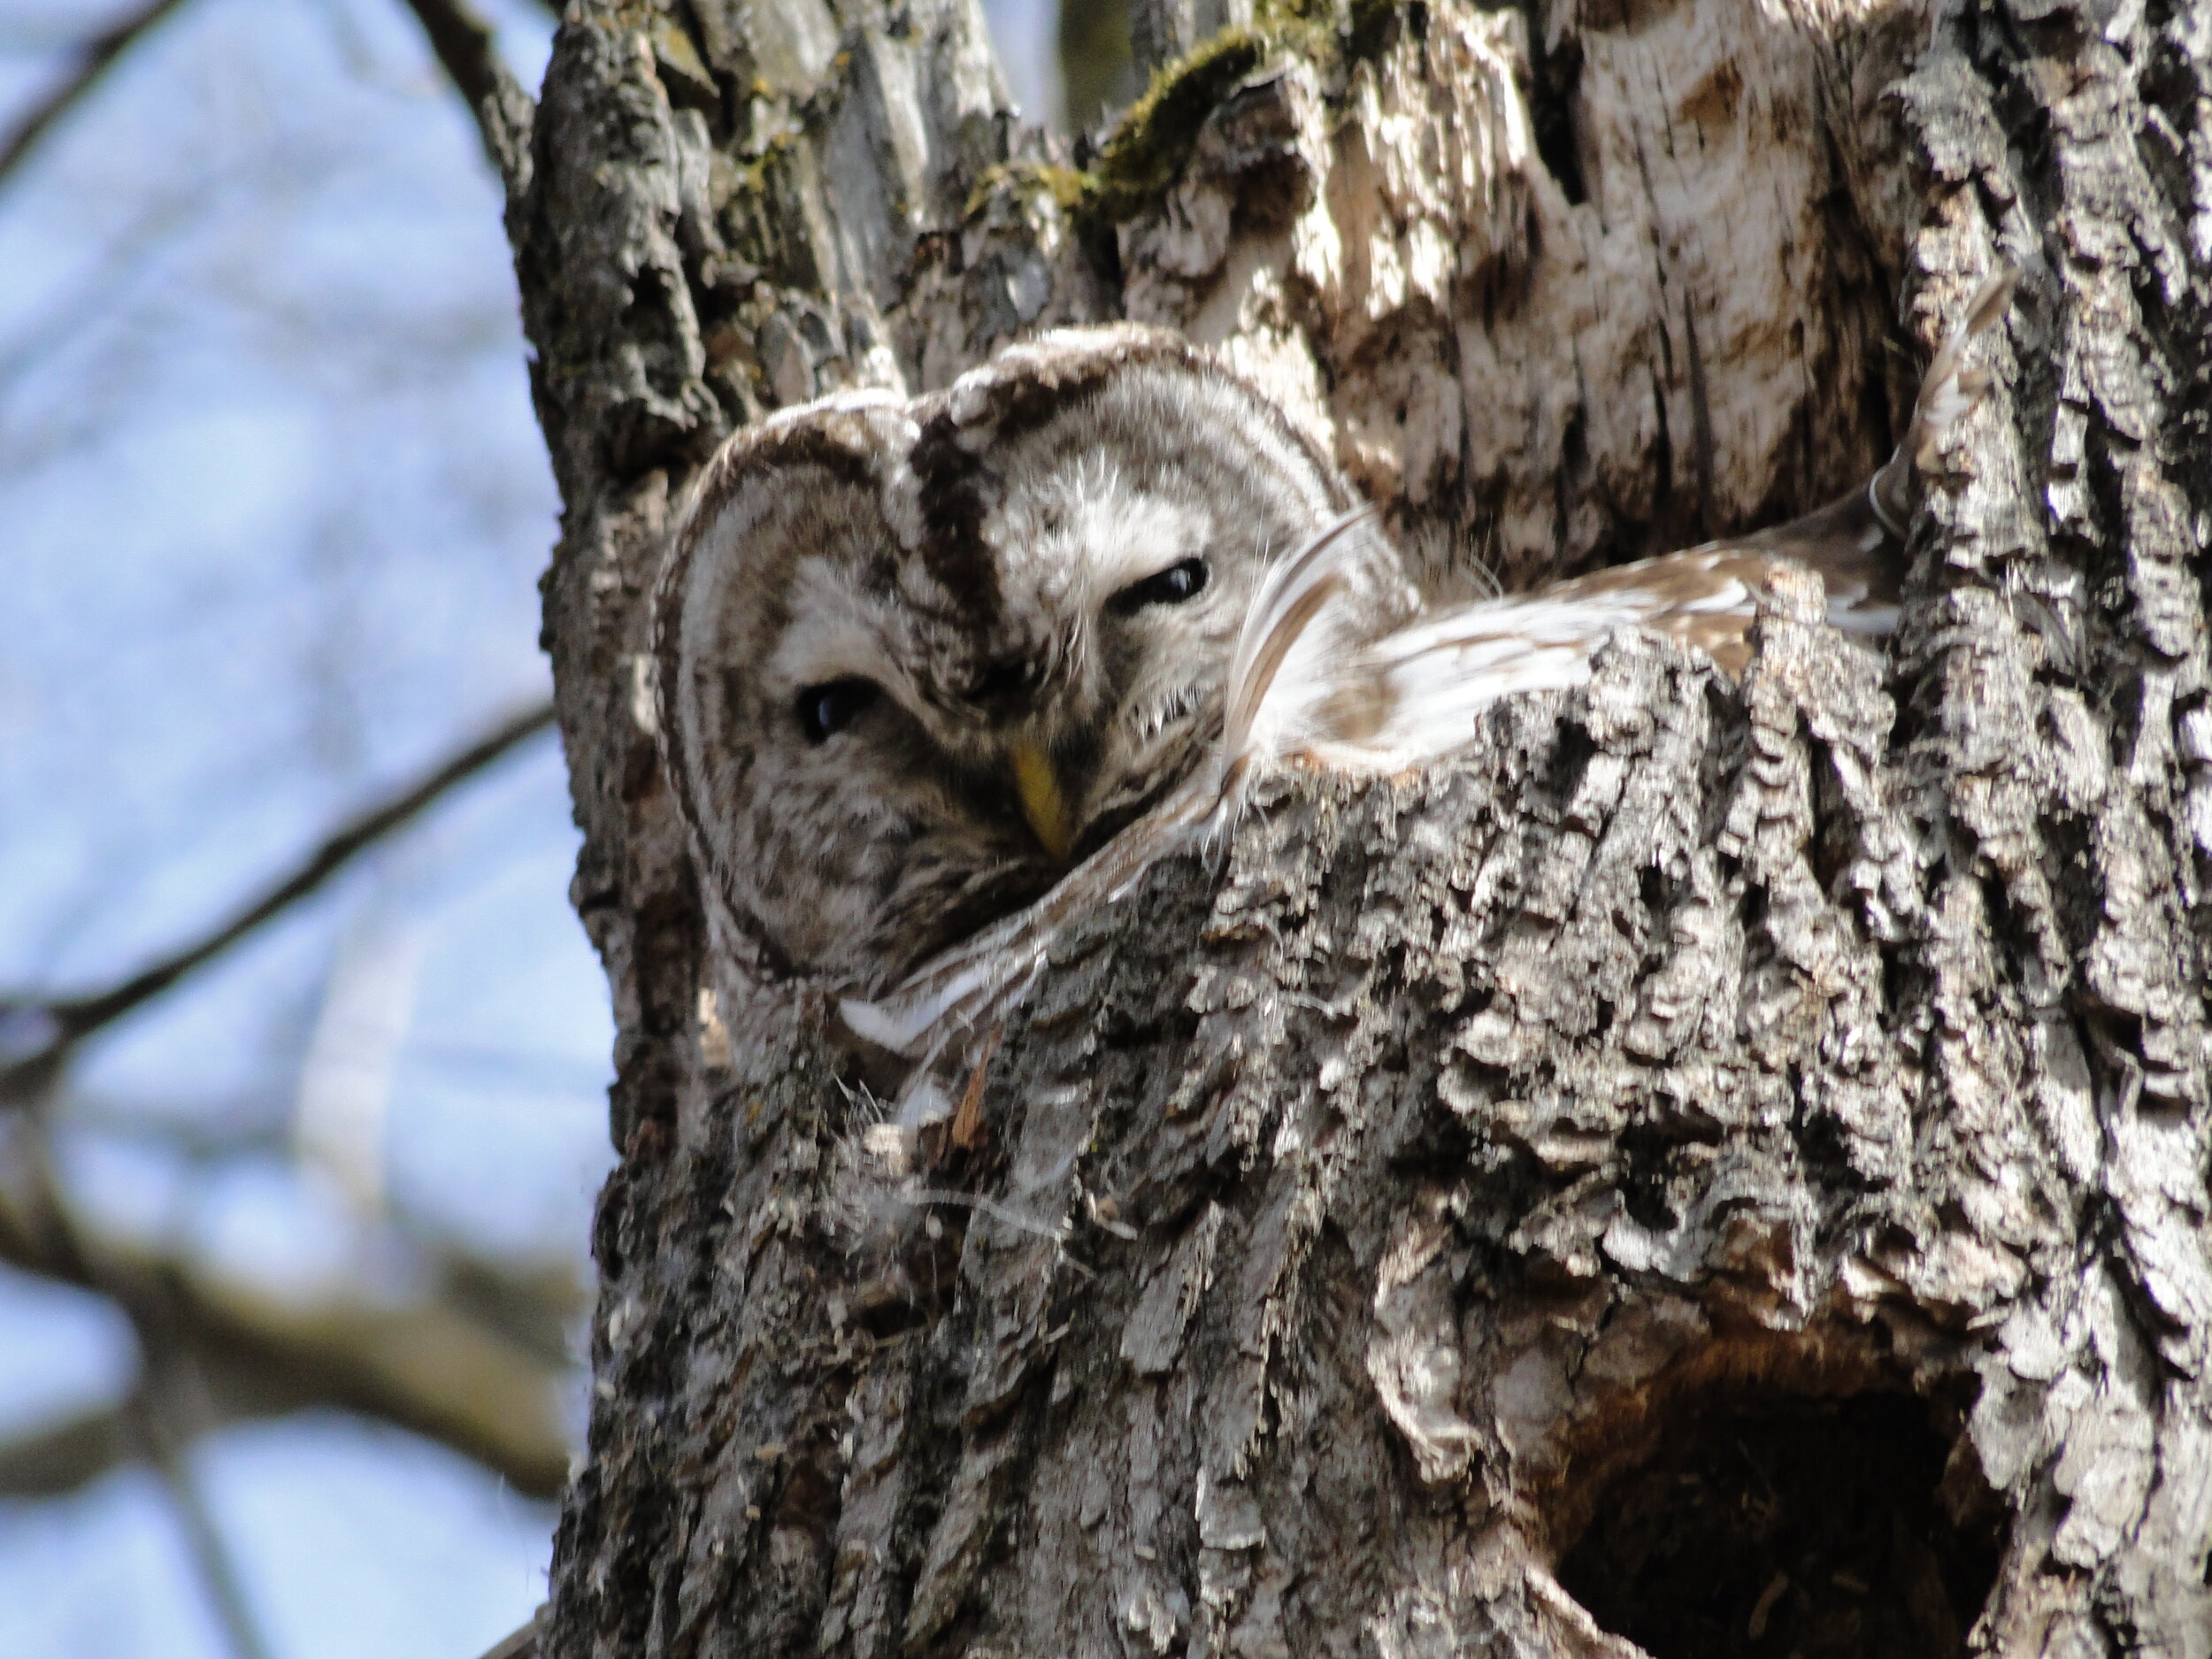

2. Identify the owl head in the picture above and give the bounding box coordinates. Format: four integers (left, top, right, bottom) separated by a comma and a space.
652, 326, 1368, 994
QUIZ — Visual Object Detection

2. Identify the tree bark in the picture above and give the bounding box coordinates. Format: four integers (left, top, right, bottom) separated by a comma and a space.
507, 0, 2212, 1655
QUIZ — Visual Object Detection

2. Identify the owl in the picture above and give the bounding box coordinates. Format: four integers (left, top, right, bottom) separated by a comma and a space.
655, 273, 2015, 1117
652, 328, 1416, 996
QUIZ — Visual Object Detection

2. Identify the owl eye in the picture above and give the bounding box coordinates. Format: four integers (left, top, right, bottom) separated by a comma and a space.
1109, 556, 1210, 615
796, 678, 879, 744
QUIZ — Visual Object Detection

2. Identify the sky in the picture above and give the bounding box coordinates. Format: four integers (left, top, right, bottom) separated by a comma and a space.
0, 1, 1063, 1655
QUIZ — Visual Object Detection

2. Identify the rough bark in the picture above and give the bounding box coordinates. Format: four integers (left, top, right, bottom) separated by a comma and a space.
507, 0, 2212, 1655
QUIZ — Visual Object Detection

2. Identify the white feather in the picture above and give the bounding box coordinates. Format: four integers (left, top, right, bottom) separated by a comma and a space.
1213, 507, 1386, 786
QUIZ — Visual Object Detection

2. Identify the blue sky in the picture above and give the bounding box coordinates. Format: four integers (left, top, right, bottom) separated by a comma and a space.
0, 1, 1063, 1653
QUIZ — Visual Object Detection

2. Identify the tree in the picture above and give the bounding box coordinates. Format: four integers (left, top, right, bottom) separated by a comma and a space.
511, 0, 2212, 1655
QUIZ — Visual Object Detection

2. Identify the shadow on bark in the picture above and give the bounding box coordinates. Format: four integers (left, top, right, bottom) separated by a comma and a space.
1555, 1376, 2005, 1659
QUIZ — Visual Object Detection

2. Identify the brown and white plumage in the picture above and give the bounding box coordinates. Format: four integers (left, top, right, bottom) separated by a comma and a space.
652, 326, 1395, 1001
1232, 266, 2016, 785
844, 270, 2016, 1122
651, 273, 2012, 1118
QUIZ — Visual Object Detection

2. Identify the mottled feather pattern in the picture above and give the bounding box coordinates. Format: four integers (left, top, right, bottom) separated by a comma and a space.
652, 273, 2015, 1124
652, 325, 1363, 999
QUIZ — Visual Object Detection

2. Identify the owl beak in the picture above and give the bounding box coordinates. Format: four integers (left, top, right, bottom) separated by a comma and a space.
1008, 741, 1078, 864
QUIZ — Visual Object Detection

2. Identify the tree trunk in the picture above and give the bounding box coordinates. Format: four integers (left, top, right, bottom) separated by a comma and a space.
506, 0, 2212, 1655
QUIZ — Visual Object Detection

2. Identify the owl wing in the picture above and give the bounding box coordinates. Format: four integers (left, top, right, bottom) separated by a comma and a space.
1333, 541, 1842, 769
1327, 264, 2017, 771
845, 268, 2016, 1122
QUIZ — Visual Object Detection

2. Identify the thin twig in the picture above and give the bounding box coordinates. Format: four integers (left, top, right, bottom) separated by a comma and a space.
0, 1118, 578, 1499
906, 1188, 1071, 1243
0, 0, 195, 193
1, 700, 557, 1106
134, 1360, 279, 1659
396, 0, 536, 199
475, 1606, 545, 1659
4, 1114, 273, 1659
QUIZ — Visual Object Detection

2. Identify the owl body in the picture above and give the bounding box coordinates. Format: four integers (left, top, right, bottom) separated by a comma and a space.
653, 328, 1412, 995
655, 274, 2012, 1084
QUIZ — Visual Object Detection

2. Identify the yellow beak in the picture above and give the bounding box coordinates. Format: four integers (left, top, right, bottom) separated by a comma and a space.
1009, 741, 1077, 864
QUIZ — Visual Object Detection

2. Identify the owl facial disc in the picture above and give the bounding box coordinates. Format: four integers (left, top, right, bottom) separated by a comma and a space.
649, 328, 1363, 993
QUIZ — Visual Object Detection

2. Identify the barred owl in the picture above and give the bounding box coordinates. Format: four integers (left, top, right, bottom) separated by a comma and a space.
654, 273, 2014, 1115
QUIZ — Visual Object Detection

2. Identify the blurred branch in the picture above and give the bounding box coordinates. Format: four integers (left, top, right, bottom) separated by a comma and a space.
1, 700, 558, 1110
0, 1119, 278, 1658
477, 1607, 545, 1659
0, 0, 194, 193
134, 1351, 279, 1659
0, 1157, 580, 1499
396, 0, 535, 199
0, 1403, 127, 1495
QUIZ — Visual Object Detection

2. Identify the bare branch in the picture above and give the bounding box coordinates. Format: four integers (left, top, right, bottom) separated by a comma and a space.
396, 0, 535, 200
1, 700, 557, 1108
0, 702, 580, 1494
0, 1403, 127, 1497
55, 701, 558, 1033
4, 1124, 273, 1657
0, 0, 194, 194
0, 1225, 586, 1500
0, 1252, 582, 1500
0, 1340, 279, 1651
134, 1355, 279, 1659
476, 1607, 545, 1659
0, 1169, 579, 1499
